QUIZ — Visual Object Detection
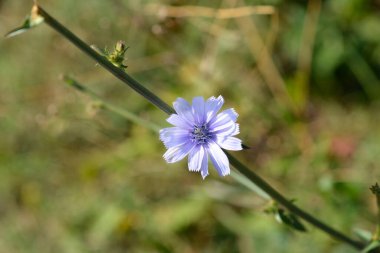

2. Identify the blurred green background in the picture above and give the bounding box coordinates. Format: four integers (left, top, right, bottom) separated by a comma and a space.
1, 0, 380, 252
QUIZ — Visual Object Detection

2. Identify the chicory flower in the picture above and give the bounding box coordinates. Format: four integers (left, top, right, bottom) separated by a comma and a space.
160, 96, 242, 179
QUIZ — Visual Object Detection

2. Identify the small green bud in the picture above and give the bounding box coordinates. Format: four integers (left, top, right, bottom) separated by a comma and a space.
115, 40, 127, 54
91, 41, 129, 70
108, 40, 129, 70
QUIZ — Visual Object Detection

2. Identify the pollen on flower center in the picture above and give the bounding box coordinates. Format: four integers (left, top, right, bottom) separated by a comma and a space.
191, 124, 212, 145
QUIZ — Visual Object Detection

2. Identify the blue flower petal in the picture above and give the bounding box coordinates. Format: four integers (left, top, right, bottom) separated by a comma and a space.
206, 141, 230, 176
173, 97, 194, 125
200, 152, 209, 179
215, 123, 240, 137
205, 96, 224, 123
211, 120, 236, 136
191, 97, 205, 125
163, 142, 195, 163
214, 121, 235, 133
188, 145, 205, 172
209, 108, 238, 128
167, 114, 192, 129
160, 127, 189, 148
215, 136, 242, 151
230, 123, 240, 136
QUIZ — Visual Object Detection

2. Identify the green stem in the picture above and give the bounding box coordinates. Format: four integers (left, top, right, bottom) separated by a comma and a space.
28, 5, 365, 250
226, 153, 364, 249
36, 7, 175, 116
63, 76, 161, 133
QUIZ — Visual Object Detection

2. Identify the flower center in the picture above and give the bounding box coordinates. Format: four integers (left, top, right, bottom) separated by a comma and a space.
191, 124, 212, 145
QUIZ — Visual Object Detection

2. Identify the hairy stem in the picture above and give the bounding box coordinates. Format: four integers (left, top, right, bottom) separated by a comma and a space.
26, 5, 365, 250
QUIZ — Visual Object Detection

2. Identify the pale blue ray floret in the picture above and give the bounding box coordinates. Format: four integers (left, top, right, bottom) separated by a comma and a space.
159, 96, 242, 179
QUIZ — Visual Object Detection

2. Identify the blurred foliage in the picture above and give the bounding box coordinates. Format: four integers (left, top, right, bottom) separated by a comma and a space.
1, 0, 380, 252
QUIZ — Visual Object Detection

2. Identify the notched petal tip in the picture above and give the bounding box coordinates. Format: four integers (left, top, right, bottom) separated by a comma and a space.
207, 95, 223, 103
163, 143, 195, 163
231, 108, 239, 119
201, 174, 208, 180
188, 146, 204, 172
222, 170, 230, 176
205, 95, 224, 123
201, 168, 209, 179
232, 124, 240, 136
215, 136, 243, 151
215, 95, 224, 103
207, 141, 230, 177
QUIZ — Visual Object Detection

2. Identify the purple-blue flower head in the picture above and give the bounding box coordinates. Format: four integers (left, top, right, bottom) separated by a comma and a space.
159, 96, 242, 179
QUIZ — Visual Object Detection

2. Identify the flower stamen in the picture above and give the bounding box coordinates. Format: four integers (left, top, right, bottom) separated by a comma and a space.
191, 124, 212, 145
